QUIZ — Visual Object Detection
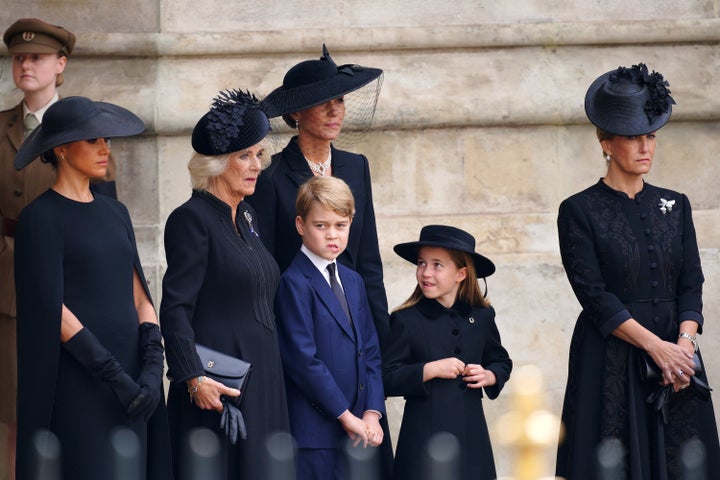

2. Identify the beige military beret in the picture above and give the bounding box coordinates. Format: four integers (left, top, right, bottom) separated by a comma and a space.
3, 18, 76, 56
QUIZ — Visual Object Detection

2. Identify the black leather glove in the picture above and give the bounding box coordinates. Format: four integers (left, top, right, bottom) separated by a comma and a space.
63, 327, 145, 417
220, 398, 247, 444
134, 323, 165, 421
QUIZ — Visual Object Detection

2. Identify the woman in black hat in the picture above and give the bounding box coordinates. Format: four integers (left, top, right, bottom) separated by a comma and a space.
247, 46, 394, 477
0, 19, 118, 476
556, 64, 720, 479
383, 224, 512, 480
160, 90, 290, 480
13, 96, 171, 480
247, 45, 389, 344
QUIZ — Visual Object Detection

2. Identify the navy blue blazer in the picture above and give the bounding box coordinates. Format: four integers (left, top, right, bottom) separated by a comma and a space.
275, 251, 385, 449
247, 137, 390, 344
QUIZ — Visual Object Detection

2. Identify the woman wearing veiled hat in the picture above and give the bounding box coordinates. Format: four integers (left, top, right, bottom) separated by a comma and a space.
13, 96, 171, 480
555, 63, 720, 479
159, 90, 290, 480
246, 45, 393, 478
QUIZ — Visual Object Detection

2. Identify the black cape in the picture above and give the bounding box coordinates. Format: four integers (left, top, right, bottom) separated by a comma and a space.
14, 189, 172, 480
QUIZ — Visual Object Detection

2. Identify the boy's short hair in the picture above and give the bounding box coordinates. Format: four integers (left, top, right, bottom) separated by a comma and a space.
296, 176, 355, 220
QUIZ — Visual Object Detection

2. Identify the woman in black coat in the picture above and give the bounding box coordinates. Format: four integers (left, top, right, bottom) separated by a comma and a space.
556, 63, 720, 479
383, 225, 512, 480
247, 44, 389, 346
247, 46, 395, 479
160, 90, 289, 480
14, 97, 171, 480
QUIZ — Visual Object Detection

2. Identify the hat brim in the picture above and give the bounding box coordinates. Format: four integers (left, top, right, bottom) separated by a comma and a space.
584, 70, 672, 136
262, 66, 382, 118
8, 43, 60, 55
393, 241, 496, 278
14, 102, 144, 169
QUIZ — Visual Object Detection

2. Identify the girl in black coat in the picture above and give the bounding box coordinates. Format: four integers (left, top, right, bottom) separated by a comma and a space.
383, 225, 512, 480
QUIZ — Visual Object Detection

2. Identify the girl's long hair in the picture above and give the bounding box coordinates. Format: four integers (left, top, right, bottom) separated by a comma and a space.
393, 248, 491, 312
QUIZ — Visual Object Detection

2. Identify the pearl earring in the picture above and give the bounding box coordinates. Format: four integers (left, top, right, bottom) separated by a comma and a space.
605, 153, 611, 161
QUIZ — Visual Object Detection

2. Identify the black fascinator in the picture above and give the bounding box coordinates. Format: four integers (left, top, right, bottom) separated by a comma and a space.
192, 89, 270, 156
585, 63, 676, 136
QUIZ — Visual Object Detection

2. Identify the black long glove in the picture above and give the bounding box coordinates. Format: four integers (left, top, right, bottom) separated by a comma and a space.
220, 398, 247, 444
63, 327, 154, 419
134, 323, 165, 421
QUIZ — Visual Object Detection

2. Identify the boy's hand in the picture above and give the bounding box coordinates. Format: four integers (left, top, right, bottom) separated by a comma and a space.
362, 411, 383, 447
338, 410, 369, 447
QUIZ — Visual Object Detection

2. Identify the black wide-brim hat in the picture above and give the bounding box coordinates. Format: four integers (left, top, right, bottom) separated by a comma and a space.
394, 225, 496, 278
584, 63, 675, 136
14, 96, 144, 169
192, 89, 270, 156
262, 44, 383, 118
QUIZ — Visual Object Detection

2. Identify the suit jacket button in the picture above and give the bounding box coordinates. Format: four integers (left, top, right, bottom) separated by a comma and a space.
359, 384, 364, 391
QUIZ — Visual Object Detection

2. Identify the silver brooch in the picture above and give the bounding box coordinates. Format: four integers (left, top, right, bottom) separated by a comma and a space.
658, 198, 675, 215
243, 210, 259, 236
469, 317, 475, 324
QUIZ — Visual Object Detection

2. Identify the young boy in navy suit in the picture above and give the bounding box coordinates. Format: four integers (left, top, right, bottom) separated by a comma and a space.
274, 176, 385, 480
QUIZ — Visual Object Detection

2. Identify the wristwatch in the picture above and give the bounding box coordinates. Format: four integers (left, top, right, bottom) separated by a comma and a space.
678, 332, 698, 352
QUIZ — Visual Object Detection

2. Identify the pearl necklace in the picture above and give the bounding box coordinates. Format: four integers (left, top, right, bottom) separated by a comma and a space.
305, 150, 332, 176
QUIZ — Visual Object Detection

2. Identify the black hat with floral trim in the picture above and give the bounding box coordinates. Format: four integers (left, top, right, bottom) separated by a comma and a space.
585, 63, 675, 136
192, 89, 270, 156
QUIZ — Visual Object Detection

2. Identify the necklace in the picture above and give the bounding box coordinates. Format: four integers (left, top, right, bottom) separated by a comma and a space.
305, 150, 332, 176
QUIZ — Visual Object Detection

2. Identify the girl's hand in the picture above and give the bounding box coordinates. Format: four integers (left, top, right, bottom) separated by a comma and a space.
462, 364, 496, 388
423, 357, 466, 381
186, 376, 240, 412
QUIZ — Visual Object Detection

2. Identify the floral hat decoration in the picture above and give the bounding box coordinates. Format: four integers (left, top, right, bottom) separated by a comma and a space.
584, 63, 676, 136
192, 89, 270, 156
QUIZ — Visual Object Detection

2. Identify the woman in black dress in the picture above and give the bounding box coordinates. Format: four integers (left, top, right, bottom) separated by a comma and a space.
160, 90, 290, 480
556, 63, 720, 479
13, 96, 171, 480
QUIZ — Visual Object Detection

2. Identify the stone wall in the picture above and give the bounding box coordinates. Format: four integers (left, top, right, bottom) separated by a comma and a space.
2, 1, 720, 477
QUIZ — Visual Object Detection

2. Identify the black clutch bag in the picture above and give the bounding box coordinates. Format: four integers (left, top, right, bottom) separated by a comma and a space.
638, 351, 702, 382
196, 344, 251, 407
638, 350, 711, 424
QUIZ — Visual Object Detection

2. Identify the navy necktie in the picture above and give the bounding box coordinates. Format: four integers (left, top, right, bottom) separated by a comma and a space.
327, 263, 352, 325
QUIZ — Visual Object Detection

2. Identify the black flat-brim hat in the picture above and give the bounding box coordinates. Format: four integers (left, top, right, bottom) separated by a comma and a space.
585, 63, 675, 136
262, 44, 383, 118
394, 225, 496, 278
14, 96, 144, 169
191, 89, 270, 156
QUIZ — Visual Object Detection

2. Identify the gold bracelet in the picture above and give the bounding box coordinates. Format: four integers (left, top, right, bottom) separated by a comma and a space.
187, 375, 206, 403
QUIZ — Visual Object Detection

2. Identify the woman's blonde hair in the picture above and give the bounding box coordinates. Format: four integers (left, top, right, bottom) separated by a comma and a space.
188, 151, 231, 190
394, 249, 491, 312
